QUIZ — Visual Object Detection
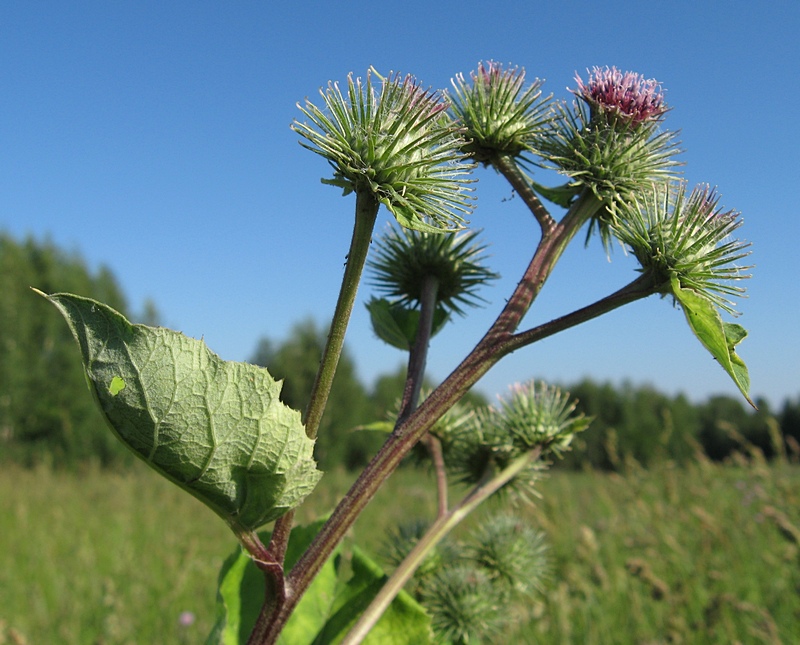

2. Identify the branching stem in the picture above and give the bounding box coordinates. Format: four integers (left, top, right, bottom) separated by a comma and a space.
493, 154, 556, 234
253, 189, 604, 644
255, 181, 655, 643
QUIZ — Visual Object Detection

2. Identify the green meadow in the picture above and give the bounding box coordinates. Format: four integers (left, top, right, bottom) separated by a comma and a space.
2, 452, 799, 644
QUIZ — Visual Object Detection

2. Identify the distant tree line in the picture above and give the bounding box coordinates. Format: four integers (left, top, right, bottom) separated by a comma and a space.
2, 233, 798, 471
558, 381, 795, 469
1, 232, 134, 466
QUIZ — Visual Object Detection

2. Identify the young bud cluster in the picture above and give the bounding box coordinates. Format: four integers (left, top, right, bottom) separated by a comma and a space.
433, 381, 590, 495
386, 512, 551, 644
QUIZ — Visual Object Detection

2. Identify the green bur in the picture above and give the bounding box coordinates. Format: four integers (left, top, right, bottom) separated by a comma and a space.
38, 291, 322, 532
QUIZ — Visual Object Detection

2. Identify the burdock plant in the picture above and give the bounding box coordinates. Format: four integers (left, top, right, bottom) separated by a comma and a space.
37, 61, 755, 644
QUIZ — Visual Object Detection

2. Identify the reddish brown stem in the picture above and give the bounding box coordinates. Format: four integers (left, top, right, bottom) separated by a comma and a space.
254, 188, 605, 643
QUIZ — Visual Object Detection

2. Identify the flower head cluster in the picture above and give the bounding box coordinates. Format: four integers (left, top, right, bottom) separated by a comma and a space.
293, 68, 475, 232
612, 181, 752, 314
538, 66, 680, 226
574, 66, 668, 128
448, 61, 553, 163
434, 381, 589, 494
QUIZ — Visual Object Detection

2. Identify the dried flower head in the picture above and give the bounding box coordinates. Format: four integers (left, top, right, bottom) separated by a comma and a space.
613, 181, 752, 314
293, 68, 475, 232
574, 66, 668, 127
448, 61, 553, 163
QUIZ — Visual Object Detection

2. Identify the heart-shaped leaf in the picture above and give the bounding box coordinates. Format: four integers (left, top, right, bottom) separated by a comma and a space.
366, 297, 449, 350
38, 291, 322, 531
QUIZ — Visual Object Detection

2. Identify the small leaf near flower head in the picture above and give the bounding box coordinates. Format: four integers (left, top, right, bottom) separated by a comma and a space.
613, 181, 752, 315
366, 297, 449, 350
448, 61, 553, 163
612, 182, 754, 407
293, 68, 475, 233
671, 277, 755, 408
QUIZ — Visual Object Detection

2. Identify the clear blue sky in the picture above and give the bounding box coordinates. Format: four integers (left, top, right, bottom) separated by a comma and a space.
2, 1, 798, 408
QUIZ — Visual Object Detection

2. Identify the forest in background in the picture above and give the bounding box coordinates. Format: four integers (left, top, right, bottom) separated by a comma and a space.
2, 231, 798, 471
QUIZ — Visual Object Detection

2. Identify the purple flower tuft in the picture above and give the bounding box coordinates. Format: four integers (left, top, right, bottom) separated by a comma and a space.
574, 66, 667, 126
178, 611, 196, 627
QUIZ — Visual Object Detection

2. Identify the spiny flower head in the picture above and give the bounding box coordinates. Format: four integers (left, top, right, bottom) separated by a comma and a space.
574, 66, 668, 128
367, 224, 499, 317
465, 513, 550, 599
490, 381, 591, 457
448, 61, 553, 163
538, 67, 680, 247
613, 181, 752, 315
293, 68, 475, 233
421, 566, 509, 644
434, 381, 588, 496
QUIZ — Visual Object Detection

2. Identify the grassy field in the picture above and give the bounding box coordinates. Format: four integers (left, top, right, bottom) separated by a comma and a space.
2, 451, 799, 644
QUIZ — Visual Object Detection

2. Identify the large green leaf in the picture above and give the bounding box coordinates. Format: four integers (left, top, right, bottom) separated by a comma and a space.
670, 279, 755, 408
38, 291, 322, 531
207, 520, 342, 645
313, 546, 432, 645
208, 532, 431, 645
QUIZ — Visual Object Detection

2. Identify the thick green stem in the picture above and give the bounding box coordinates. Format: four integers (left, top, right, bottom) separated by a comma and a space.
253, 190, 380, 645
341, 448, 542, 644
305, 190, 381, 440
269, 190, 379, 559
